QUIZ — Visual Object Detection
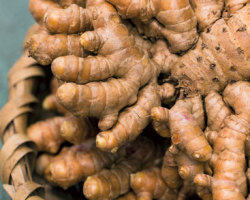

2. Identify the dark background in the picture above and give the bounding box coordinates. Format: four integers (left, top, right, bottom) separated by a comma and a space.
0, 1, 34, 199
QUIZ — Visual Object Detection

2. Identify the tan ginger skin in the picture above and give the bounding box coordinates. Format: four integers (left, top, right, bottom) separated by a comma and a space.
152, 96, 211, 162
27, 0, 249, 153
27, 116, 93, 153
27, 116, 65, 153
195, 81, 250, 200
42, 0, 176, 152
116, 192, 136, 200
83, 137, 161, 200
107, 0, 198, 53
152, 4, 250, 96
130, 167, 177, 200
190, 0, 224, 30
41, 142, 116, 189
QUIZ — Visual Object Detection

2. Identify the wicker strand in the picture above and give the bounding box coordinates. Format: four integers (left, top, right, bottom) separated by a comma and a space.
0, 49, 45, 200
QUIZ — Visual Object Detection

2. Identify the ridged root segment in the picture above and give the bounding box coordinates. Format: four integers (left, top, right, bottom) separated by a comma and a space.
60, 116, 93, 144
28, 32, 88, 65
195, 81, 250, 200
205, 91, 232, 131
56, 77, 139, 131
27, 116, 65, 153
169, 96, 212, 162
130, 167, 177, 200
96, 83, 161, 152
152, 4, 250, 96
190, 0, 224, 31
83, 136, 161, 199
107, 0, 198, 53
83, 158, 141, 200
151, 106, 170, 137
161, 149, 182, 189
29, 0, 61, 24
44, 4, 93, 34
44, 143, 117, 189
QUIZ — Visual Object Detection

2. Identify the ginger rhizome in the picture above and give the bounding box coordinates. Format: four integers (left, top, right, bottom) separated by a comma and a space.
130, 167, 177, 200
27, 116, 65, 153
38, 141, 116, 189
195, 81, 250, 200
107, 0, 199, 53
27, 0, 250, 155
27, 115, 93, 153
83, 137, 162, 200
152, 96, 211, 162
28, 0, 177, 152
21, 1, 250, 199
152, 4, 250, 95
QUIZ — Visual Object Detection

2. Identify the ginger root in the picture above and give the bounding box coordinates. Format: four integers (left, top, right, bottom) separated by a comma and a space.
107, 0, 199, 53
42, 142, 116, 189
27, 116, 93, 153
195, 81, 250, 200
130, 167, 177, 200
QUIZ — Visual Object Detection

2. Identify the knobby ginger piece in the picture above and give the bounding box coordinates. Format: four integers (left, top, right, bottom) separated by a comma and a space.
130, 167, 177, 200
44, 142, 116, 189
195, 81, 250, 200
107, 0, 198, 53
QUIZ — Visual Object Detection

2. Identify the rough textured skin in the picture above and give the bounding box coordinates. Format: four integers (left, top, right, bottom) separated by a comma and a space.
44, 142, 116, 189
130, 167, 177, 200
107, 0, 199, 53
190, 0, 224, 31
152, 4, 250, 95
224, 0, 249, 14
28, 30, 89, 65
195, 81, 250, 200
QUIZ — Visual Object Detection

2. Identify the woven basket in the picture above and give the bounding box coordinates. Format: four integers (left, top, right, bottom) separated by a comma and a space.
0, 49, 45, 200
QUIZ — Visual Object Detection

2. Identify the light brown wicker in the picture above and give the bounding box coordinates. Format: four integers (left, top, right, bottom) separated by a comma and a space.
0, 50, 45, 200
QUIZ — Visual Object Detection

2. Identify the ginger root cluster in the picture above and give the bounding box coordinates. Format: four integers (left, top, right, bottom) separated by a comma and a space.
14, 0, 250, 199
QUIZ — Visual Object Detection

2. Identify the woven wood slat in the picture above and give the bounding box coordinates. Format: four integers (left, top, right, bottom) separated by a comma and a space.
0, 50, 45, 200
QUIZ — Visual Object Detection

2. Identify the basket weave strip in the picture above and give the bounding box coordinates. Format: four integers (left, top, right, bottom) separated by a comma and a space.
0, 51, 45, 200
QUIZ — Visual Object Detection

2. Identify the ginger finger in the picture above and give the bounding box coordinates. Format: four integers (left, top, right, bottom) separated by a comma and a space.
29, 0, 60, 25
83, 136, 160, 199
45, 143, 116, 189
169, 96, 212, 161
195, 81, 250, 200
44, 4, 93, 34
130, 167, 177, 200
27, 116, 65, 153
190, 0, 224, 31
28, 31, 89, 65
107, 0, 199, 53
